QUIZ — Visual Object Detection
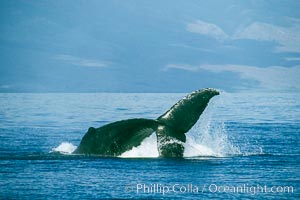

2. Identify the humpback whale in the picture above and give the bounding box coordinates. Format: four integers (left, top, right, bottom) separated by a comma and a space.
74, 88, 219, 157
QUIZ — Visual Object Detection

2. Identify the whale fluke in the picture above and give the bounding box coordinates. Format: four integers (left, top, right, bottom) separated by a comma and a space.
157, 88, 220, 133
74, 88, 219, 157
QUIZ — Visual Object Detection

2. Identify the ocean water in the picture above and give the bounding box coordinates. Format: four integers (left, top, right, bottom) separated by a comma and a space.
0, 92, 299, 199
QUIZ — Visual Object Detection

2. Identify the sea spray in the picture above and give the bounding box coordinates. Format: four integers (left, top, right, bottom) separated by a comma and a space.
184, 96, 241, 157
51, 142, 77, 154
120, 133, 159, 158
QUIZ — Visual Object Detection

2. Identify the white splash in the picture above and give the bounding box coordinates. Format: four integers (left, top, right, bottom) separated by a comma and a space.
183, 124, 240, 157
52, 142, 77, 154
184, 142, 218, 157
183, 96, 240, 157
120, 133, 159, 158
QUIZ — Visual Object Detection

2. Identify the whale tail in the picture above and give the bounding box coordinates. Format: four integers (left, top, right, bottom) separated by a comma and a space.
74, 88, 219, 157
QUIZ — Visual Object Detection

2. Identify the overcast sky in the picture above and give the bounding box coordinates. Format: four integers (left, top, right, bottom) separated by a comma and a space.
0, 0, 299, 92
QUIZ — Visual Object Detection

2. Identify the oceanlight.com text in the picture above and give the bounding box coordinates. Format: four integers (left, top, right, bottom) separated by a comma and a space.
125, 183, 294, 195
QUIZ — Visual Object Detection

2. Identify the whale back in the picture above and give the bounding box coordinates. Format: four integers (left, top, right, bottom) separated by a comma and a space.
157, 88, 219, 133
74, 118, 158, 156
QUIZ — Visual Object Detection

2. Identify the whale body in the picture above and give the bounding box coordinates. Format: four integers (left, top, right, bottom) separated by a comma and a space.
74, 88, 219, 157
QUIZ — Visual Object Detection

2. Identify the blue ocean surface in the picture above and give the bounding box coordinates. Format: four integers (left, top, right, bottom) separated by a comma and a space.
0, 92, 299, 199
